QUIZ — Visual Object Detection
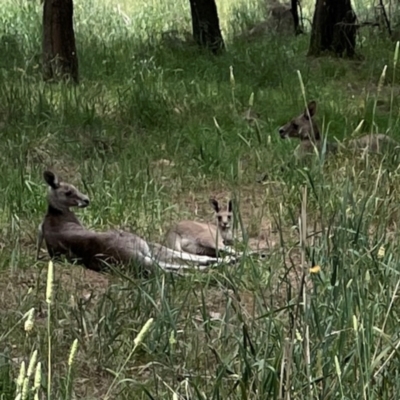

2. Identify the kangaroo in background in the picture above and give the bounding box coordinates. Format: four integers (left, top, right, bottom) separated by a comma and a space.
37, 171, 226, 273
165, 199, 235, 258
278, 101, 398, 158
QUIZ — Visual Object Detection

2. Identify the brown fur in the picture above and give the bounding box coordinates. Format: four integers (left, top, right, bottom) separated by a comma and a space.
165, 199, 234, 258
278, 101, 398, 157
38, 171, 222, 273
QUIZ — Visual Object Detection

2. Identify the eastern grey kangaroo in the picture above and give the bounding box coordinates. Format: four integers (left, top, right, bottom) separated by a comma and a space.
278, 101, 398, 158
165, 199, 264, 260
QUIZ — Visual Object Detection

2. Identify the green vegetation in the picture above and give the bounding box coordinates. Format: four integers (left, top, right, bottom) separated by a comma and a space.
2, 0, 400, 398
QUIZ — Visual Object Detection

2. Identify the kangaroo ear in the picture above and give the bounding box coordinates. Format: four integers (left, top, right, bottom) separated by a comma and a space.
228, 200, 233, 212
209, 198, 220, 213
304, 101, 317, 119
43, 170, 60, 189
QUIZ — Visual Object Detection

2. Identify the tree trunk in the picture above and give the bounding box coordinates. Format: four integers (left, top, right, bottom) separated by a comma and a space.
42, 0, 79, 83
189, 0, 225, 54
308, 0, 357, 58
291, 0, 302, 35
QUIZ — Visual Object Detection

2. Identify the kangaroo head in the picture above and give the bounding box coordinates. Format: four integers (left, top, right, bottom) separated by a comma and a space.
44, 170, 90, 211
209, 198, 234, 245
278, 101, 320, 141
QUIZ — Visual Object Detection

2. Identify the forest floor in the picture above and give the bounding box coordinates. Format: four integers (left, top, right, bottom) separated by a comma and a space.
1, 0, 400, 398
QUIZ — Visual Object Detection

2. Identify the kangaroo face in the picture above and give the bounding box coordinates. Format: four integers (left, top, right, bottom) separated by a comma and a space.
278, 101, 320, 141
44, 170, 90, 210
210, 199, 234, 245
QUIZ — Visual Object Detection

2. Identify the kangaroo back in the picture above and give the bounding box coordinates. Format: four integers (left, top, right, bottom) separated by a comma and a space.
349, 133, 399, 153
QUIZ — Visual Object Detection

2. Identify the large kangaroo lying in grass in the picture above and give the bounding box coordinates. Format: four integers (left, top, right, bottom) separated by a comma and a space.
37, 171, 226, 273
278, 101, 398, 157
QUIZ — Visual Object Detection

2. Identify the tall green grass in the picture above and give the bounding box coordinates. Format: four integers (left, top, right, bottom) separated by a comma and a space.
1, 0, 400, 398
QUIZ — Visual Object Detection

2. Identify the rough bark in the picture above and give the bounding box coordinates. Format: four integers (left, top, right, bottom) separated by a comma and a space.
308, 0, 357, 58
189, 0, 225, 54
42, 0, 79, 83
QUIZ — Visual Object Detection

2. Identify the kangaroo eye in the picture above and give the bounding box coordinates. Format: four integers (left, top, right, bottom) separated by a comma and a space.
217, 216, 222, 221
228, 215, 232, 220
292, 123, 299, 129
65, 190, 72, 197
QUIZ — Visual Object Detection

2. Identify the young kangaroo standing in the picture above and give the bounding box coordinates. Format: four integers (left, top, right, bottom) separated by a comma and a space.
38, 171, 224, 273
278, 101, 398, 157
165, 199, 237, 258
